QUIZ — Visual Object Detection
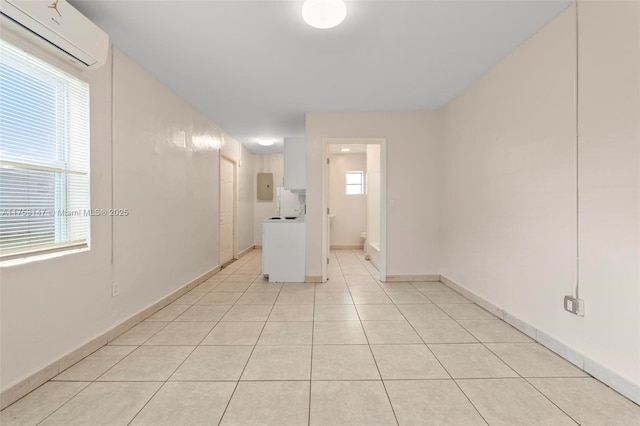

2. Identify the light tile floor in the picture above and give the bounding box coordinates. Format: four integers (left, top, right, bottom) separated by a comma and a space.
2, 249, 640, 425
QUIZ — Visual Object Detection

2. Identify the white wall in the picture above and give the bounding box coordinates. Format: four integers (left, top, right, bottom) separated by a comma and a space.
253, 154, 284, 245
111, 49, 221, 315
576, 0, 639, 388
1, 43, 114, 394
329, 153, 367, 246
0, 47, 251, 393
366, 145, 381, 250
442, 1, 639, 391
306, 111, 443, 278
238, 145, 255, 252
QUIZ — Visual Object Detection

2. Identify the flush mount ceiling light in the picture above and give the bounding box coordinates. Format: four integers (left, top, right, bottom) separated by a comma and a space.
302, 0, 347, 29
258, 139, 274, 146
340, 147, 351, 152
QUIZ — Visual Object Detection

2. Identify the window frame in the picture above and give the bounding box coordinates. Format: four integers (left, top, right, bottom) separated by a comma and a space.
0, 37, 91, 262
345, 170, 365, 195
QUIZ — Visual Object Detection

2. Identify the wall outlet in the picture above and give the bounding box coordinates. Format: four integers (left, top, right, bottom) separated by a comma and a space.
112, 282, 120, 297
564, 295, 584, 316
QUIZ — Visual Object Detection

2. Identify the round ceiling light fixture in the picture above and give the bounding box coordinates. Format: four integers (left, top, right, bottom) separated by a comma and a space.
258, 139, 274, 146
302, 0, 347, 30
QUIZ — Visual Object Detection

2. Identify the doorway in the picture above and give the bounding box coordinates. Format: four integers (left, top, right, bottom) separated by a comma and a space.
322, 137, 387, 282
219, 155, 237, 266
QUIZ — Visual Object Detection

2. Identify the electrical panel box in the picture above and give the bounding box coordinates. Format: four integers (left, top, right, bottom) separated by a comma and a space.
257, 173, 273, 200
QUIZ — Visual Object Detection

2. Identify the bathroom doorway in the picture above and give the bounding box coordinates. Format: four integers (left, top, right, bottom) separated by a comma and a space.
322, 138, 386, 282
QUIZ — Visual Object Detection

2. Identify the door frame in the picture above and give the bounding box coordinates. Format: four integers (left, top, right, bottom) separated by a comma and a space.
321, 137, 387, 282
219, 154, 238, 266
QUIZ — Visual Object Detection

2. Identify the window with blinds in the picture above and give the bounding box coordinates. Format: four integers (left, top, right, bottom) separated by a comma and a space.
0, 39, 90, 260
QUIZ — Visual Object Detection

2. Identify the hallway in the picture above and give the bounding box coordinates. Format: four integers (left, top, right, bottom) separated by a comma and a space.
2, 250, 639, 425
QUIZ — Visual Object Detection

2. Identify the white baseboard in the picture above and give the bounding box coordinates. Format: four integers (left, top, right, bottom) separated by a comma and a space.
440, 276, 504, 318
237, 245, 255, 259
440, 275, 640, 406
7, 266, 637, 409
254, 244, 262, 249
0, 265, 221, 410
330, 244, 364, 250
367, 243, 380, 270
385, 274, 441, 282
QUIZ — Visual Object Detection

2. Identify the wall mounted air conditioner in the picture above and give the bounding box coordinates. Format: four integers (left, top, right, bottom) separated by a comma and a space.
0, 0, 108, 70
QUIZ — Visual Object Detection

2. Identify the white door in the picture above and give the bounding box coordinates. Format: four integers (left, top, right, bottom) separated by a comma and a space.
325, 148, 331, 279
220, 156, 235, 266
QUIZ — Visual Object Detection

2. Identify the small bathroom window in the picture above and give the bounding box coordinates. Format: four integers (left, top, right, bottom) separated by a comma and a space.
345, 171, 365, 195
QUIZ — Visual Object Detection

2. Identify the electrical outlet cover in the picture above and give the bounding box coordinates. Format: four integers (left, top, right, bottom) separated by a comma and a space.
564, 295, 584, 316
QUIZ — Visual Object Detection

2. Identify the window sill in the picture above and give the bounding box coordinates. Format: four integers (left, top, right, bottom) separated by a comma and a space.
0, 246, 90, 268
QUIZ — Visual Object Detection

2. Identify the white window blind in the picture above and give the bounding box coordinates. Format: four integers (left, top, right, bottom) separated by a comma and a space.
345, 171, 364, 195
0, 39, 90, 260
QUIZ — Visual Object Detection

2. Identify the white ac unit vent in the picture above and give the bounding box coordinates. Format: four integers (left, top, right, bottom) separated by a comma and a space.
0, 0, 109, 70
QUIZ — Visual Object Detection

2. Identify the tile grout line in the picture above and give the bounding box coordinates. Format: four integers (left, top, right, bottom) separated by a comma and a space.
407, 279, 580, 424
521, 377, 581, 425
39, 272, 235, 422
426, 289, 529, 382
13, 254, 263, 423
388, 282, 490, 426
127, 261, 258, 425
35, 299, 190, 425
50, 377, 582, 383
125, 383, 165, 426
13, 250, 627, 425
217, 268, 283, 426
31, 383, 91, 426
337, 250, 400, 426
308, 279, 316, 426
43, 254, 259, 425
414, 281, 522, 425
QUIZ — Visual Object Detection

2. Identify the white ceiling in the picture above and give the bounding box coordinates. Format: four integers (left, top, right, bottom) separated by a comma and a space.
71, 0, 571, 154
